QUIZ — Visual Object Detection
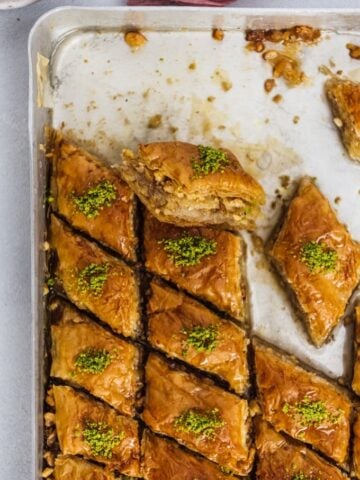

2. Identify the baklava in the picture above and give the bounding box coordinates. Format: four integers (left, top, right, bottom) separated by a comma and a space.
255, 418, 349, 480
353, 409, 360, 478
254, 339, 352, 465
325, 77, 360, 162
50, 300, 142, 415
53, 385, 140, 475
50, 131, 137, 261
352, 305, 360, 395
54, 455, 115, 480
142, 353, 254, 475
142, 430, 234, 480
147, 280, 249, 394
144, 212, 247, 322
49, 215, 141, 338
121, 141, 265, 230
268, 176, 360, 346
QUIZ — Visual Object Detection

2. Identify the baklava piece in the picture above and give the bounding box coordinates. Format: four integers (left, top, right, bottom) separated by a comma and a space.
255, 418, 349, 480
144, 213, 247, 322
268, 176, 360, 346
53, 385, 140, 475
49, 215, 141, 338
352, 306, 360, 395
325, 77, 360, 162
50, 132, 137, 261
254, 339, 352, 466
121, 141, 265, 231
353, 409, 360, 477
147, 280, 249, 394
54, 455, 115, 480
142, 430, 234, 480
50, 300, 141, 416
142, 354, 254, 475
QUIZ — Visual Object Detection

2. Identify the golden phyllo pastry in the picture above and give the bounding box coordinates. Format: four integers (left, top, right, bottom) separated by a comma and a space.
52, 385, 140, 475
255, 419, 349, 480
269, 176, 360, 346
50, 132, 137, 261
144, 212, 247, 322
142, 430, 234, 480
352, 306, 360, 395
147, 280, 249, 394
54, 455, 115, 480
254, 339, 352, 466
50, 300, 142, 416
49, 215, 141, 338
142, 353, 254, 475
325, 77, 360, 162
121, 141, 265, 230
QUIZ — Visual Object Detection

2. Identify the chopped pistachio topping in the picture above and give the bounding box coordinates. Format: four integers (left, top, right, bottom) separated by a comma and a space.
174, 408, 224, 438
300, 241, 337, 273
160, 235, 217, 267
75, 348, 112, 374
282, 397, 341, 427
191, 145, 229, 177
72, 180, 117, 218
78, 263, 110, 296
82, 421, 124, 458
182, 324, 218, 355
292, 473, 313, 480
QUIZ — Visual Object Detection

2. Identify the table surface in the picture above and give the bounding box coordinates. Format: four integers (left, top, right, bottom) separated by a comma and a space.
0, 0, 359, 477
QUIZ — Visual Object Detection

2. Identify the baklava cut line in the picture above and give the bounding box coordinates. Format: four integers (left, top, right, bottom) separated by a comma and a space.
48, 214, 142, 339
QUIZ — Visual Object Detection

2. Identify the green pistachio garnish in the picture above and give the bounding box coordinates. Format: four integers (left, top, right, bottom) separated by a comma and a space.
160, 235, 217, 267
282, 397, 341, 427
78, 263, 110, 296
191, 145, 229, 177
74, 348, 112, 374
182, 324, 218, 355
82, 421, 124, 458
300, 241, 337, 273
292, 473, 313, 480
174, 408, 224, 438
72, 180, 117, 218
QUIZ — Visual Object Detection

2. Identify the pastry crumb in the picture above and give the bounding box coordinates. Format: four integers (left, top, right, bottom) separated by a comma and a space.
212, 28, 224, 41
346, 43, 360, 60
124, 30, 147, 49
272, 94, 283, 103
148, 114, 162, 129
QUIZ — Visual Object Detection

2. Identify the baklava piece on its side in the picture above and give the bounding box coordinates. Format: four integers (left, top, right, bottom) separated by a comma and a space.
53, 385, 140, 476
142, 353, 254, 475
144, 212, 247, 322
142, 430, 235, 480
49, 215, 141, 338
50, 300, 142, 416
121, 141, 265, 231
50, 131, 137, 262
147, 280, 249, 395
255, 418, 349, 480
325, 77, 360, 162
54, 455, 115, 480
268, 176, 360, 346
254, 338, 352, 466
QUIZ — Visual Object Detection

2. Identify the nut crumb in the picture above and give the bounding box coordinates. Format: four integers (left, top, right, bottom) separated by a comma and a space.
148, 114, 162, 129
272, 94, 282, 103
279, 175, 290, 189
124, 30, 147, 49
188, 62, 196, 70
264, 78, 276, 93
207, 96, 215, 102
334, 196, 341, 204
293, 115, 300, 124
346, 43, 360, 60
221, 80, 232, 92
333, 117, 343, 128
212, 28, 224, 41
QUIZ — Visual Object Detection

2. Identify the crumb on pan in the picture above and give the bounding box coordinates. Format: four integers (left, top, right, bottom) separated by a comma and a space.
346, 43, 360, 60
212, 28, 224, 41
124, 30, 147, 49
245, 25, 321, 45
147, 114, 162, 129
272, 94, 283, 103
264, 78, 276, 93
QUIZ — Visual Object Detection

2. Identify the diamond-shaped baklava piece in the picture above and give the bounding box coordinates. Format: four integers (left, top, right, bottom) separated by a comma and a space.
142, 430, 234, 480
255, 418, 349, 480
50, 300, 142, 415
54, 455, 115, 480
147, 280, 249, 394
49, 215, 141, 338
269, 177, 360, 346
254, 339, 352, 466
50, 132, 137, 261
143, 353, 254, 475
53, 385, 140, 475
144, 212, 247, 322
325, 77, 360, 162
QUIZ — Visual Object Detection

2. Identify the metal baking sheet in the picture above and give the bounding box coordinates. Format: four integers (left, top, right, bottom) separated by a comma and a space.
29, 6, 360, 478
